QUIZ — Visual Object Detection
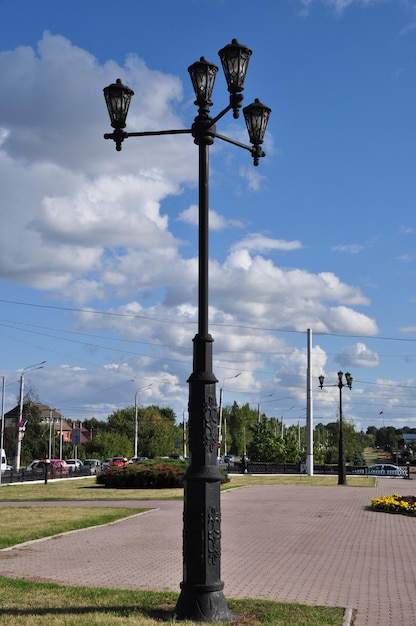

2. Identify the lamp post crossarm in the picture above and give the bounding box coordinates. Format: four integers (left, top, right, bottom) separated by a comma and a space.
212, 131, 254, 153
104, 128, 192, 141
209, 102, 234, 126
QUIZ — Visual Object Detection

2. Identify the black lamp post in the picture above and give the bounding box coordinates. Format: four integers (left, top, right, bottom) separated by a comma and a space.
103, 40, 271, 623
318, 371, 353, 485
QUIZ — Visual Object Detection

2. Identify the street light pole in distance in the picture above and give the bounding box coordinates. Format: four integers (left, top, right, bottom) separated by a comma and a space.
218, 373, 241, 461
134, 384, 152, 458
15, 361, 46, 471
318, 371, 353, 485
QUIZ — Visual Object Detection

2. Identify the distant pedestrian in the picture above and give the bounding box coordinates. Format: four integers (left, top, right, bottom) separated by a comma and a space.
241, 455, 248, 473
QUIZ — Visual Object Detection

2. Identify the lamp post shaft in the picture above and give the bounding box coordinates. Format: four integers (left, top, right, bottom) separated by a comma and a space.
134, 396, 138, 458
175, 130, 232, 623
338, 383, 346, 485
15, 373, 25, 471
198, 144, 209, 336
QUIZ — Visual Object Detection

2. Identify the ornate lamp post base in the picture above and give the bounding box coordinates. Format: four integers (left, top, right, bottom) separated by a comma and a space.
175, 585, 234, 623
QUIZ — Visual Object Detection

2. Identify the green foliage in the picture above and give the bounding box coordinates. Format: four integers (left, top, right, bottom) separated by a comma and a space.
248, 417, 285, 462
351, 450, 365, 466
226, 402, 258, 456
97, 460, 186, 489
84, 430, 132, 460
282, 428, 300, 463
96, 460, 229, 489
18, 402, 49, 465
375, 426, 398, 450
82, 405, 182, 460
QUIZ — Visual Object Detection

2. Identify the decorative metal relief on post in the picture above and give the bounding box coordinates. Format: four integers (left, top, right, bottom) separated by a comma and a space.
207, 505, 221, 565
203, 395, 218, 452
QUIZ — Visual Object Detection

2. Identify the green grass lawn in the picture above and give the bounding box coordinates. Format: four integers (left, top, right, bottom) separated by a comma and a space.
0, 472, 375, 502
0, 506, 148, 549
0, 576, 346, 625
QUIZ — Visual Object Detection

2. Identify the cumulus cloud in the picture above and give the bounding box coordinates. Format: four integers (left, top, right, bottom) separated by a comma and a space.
177, 204, 245, 230
332, 244, 363, 254
230, 234, 302, 254
336, 342, 380, 368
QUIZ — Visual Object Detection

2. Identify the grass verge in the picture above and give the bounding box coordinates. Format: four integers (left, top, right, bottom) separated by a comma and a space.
0, 473, 376, 502
0, 506, 147, 549
0, 576, 346, 625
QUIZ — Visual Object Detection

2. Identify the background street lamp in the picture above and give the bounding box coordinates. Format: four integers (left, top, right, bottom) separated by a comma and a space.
134, 384, 152, 458
218, 373, 241, 460
257, 393, 274, 422
15, 361, 46, 470
0, 376, 5, 486
103, 39, 270, 623
318, 371, 353, 485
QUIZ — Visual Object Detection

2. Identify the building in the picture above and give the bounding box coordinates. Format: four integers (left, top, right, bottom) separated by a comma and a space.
4, 403, 72, 443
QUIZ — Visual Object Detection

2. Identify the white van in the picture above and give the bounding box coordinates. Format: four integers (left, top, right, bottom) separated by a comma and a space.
0, 449, 7, 472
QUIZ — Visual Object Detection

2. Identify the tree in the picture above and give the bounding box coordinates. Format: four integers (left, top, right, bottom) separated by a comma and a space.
19, 398, 49, 465
103, 404, 181, 459
282, 427, 299, 463
107, 407, 135, 441
138, 406, 180, 458
248, 417, 284, 462
227, 402, 258, 457
84, 430, 132, 460
375, 426, 398, 450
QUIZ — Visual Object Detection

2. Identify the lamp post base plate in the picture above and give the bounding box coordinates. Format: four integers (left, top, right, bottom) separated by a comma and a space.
174, 586, 236, 623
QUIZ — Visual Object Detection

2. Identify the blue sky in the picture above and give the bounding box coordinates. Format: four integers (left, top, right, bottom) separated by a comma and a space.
0, 0, 415, 433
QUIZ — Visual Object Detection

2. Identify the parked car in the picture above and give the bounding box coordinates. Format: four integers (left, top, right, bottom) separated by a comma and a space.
82, 459, 102, 474
31, 459, 69, 477
66, 459, 83, 471
353, 464, 408, 477
102, 458, 112, 470
109, 456, 129, 467
129, 456, 148, 463
223, 455, 234, 464
169, 454, 185, 461
24, 460, 40, 474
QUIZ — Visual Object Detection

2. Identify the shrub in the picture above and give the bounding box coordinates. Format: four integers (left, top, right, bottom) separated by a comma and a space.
96, 460, 230, 489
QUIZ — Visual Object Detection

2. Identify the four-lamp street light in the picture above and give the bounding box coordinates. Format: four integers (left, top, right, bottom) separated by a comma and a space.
318, 371, 353, 485
103, 39, 271, 623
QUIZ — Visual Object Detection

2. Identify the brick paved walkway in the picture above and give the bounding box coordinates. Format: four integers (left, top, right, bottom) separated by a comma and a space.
1, 478, 416, 625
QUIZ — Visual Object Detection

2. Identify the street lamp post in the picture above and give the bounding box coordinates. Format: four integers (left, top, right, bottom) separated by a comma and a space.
257, 393, 274, 422
15, 361, 46, 471
103, 39, 270, 623
134, 384, 152, 458
218, 373, 241, 461
0, 376, 5, 486
318, 371, 353, 485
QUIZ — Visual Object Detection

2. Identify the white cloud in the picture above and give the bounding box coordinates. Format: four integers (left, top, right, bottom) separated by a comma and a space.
177, 204, 245, 230
230, 233, 302, 254
297, 0, 383, 15
336, 342, 380, 368
332, 244, 363, 254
